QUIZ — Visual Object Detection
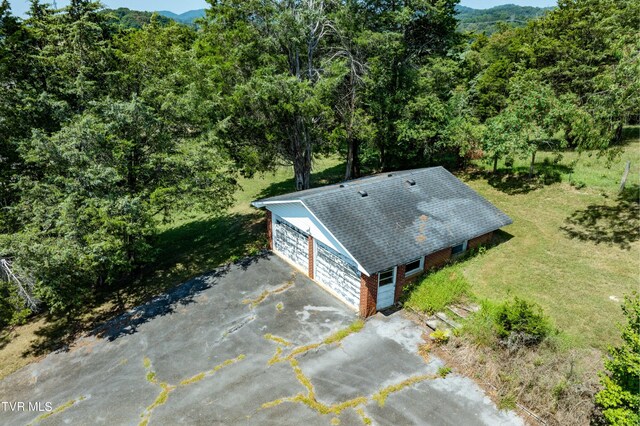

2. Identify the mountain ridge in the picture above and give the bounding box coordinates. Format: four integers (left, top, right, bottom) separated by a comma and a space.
157, 9, 206, 24
106, 4, 553, 30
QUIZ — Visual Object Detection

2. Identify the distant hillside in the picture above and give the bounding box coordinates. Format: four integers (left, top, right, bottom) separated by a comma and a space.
102, 8, 172, 29
105, 6, 547, 33
456, 4, 553, 34
157, 9, 206, 25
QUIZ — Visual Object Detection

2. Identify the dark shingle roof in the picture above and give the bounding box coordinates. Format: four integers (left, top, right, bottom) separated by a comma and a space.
253, 167, 512, 274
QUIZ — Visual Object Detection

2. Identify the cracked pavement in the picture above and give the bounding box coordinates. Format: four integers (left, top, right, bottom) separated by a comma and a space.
0, 254, 523, 425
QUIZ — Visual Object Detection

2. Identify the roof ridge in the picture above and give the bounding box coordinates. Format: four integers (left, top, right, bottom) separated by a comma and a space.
254, 166, 447, 204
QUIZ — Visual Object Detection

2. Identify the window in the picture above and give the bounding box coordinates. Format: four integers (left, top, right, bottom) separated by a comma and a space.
405, 258, 424, 276
378, 268, 395, 286
451, 240, 468, 256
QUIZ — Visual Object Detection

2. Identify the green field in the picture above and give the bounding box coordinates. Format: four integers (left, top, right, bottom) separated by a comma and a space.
412, 134, 640, 348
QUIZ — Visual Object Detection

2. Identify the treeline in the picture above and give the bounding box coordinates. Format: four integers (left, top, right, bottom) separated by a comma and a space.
101, 7, 173, 29
0, 0, 638, 319
455, 4, 552, 34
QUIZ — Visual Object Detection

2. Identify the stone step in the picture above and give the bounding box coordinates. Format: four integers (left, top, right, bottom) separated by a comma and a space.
425, 318, 448, 331
435, 312, 461, 329
447, 305, 468, 319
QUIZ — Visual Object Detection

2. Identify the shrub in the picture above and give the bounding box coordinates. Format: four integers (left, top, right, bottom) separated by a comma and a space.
494, 297, 552, 346
594, 293, 640, 426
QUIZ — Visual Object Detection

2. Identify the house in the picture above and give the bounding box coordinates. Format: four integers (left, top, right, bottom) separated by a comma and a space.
251, 166, 512, 317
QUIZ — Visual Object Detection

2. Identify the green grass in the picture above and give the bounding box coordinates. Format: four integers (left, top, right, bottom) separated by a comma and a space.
461, 136, 640, 349
405, 131, 639, 349
404, 265, 471, 314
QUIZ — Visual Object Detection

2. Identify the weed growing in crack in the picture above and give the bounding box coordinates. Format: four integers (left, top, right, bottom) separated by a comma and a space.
322, 320, 364, 345
28, 396, 86, 425
242, 276, 295, 308
139, 354, 245, 426
356, 408, 372, 425
264, 333, 293, 347
372, 375, 436, 407
261, 320, 437, 424
437, 366, 452, 378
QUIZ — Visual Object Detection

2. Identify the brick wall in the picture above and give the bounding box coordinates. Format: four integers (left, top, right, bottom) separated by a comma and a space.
468, 231, 493, 250
359, 273, 378, 318
425, 247, 452, 270
308, 235, 314, 279
394, 262, 426, 303
266, 210, 273, 250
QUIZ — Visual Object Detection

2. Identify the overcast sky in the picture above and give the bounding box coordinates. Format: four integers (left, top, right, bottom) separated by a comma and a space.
7, 0, 558, 18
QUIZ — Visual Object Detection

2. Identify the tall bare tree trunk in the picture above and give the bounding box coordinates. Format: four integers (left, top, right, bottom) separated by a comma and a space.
529, 150, 536, 178
286, 0, 326, 191
293, 115, 312, 190
345, 138, 360, 180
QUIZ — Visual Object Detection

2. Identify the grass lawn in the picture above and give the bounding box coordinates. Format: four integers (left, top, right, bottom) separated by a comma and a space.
463, 140, 639, 349
409, 131, 640, 349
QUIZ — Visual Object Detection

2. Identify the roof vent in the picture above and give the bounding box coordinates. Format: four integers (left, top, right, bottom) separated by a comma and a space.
339, 184, 345, 188
358, 190, 368, 197
406, 179, 416, 186
388, 173, 393, 177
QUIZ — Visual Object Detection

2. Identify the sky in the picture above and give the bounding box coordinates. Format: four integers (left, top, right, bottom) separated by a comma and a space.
7, 0, 558, 18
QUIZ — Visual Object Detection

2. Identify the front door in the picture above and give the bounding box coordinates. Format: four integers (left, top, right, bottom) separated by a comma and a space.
376, 267, 396, 310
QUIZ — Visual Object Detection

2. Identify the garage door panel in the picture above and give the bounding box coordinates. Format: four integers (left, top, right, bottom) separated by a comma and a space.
274, 219, 309, 270
315, 242, 360, 308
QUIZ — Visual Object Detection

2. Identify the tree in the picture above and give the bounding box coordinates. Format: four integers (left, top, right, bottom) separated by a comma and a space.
328, 2, 372, 180
482, 108, 522, 173
202, 0, 335, 190
3, 98, 235, 312
481, 72, 572, 176
359, 0, 460, 171
440, 88, 485, 167
516, 0, 639, 144
595, 293, 640, 426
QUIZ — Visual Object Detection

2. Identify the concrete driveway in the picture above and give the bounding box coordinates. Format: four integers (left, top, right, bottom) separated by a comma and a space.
0, 254, 523, 426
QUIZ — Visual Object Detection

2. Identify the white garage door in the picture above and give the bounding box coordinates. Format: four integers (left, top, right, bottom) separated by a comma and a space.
315, 241, 360, 308
273, 219, 309, 270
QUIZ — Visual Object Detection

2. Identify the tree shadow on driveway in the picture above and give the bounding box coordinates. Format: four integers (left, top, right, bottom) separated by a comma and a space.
20, 211, 269, 358
560, 186, 640, 250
